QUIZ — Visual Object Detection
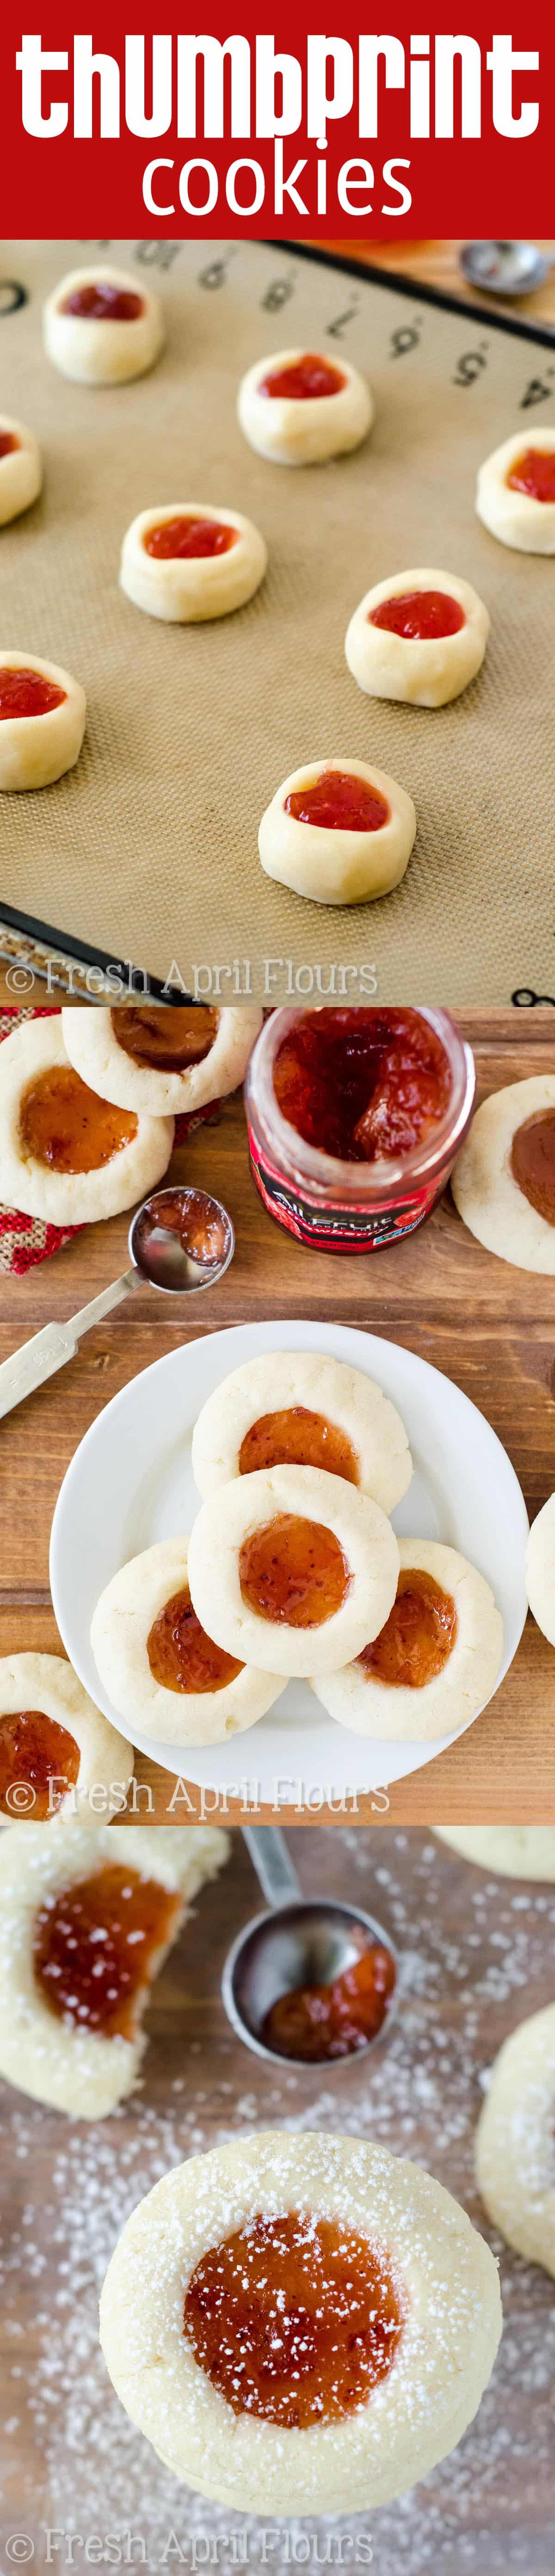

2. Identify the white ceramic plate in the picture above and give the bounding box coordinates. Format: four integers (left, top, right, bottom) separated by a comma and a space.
50, 1317, 528, 1801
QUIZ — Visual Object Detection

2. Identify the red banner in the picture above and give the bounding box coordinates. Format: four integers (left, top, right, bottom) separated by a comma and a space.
0, 6, 550, 238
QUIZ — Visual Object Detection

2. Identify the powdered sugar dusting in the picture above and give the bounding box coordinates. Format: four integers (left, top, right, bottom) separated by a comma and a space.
1, 1829, 554, 2572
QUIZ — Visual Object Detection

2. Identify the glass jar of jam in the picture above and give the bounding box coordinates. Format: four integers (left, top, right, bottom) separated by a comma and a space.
245, 1006, 475, 1252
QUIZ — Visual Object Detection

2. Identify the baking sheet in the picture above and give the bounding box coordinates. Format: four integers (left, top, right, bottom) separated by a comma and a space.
1, 236, 555, 1004
0, 1826, 553, 2573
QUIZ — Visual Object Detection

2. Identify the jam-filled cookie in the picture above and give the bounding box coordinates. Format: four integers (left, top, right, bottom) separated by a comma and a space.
0, 1014, 173, 1223
526, 1492, 555, 1648
258, 758, 416, 905
191, 1348, 413, 1517
310, 1538, 503, 1740
61, 1002, 263, 1117
452, 1075, 555, 1272
476, 429, 555, 551
345, 568, 489, 708
238, 348, 373, 466
186, 1464, 399, 1680
0, 1652, 133, 1823
0, 651, 86, 790
435, 1825, 555, 1878
0, 415, 43, 526
120, 503, 267, 622
43, 264, 164, 386
99, 2128, 501, 2512
91, 1538, 284, 1746
476, 2002, 555, 2275
0, 1820, 228, 2116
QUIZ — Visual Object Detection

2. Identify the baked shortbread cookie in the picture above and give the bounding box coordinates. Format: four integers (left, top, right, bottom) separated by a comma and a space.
258, 758, 416, 905
0, 651, 86, 790
43, 264, 164, 386
187, 1465, 399, 1680
476, 429, 555, 552
0, 1014, 173, 1223
345, 568, 489, 708
0, 1821, 228, 2117
0, 416, 42, 525
452, 1076, 555, 1272
0, 1652, 133, 1822
120, 504, 267, 622
238, 348, 373, 466
434, 1826, 555, 1878
91, 1538, 284, 1746
61, 1002, 263, 1118
475, 2003, 555, 2276
310, 1539, 503, 1742
525, 1493, 555, 1648
191, 1348, 413, 1516
99, 2128, 501, 2513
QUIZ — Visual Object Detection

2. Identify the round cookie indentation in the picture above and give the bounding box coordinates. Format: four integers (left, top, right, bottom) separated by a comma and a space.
90, 1537, 283, 1746
191, 1349, 413, 1518
239, 1512, 351, 1628
0, 1015, 174, 1222
43, 264, 165, 386
120, 503, 267, 622
0, 1709, 80, 1819
0, 416, 43, 526
238, 347, 374, 466
345, 568, 489, 708
476, 429, 555, 552
187, 1465, 400, 1679
62, 1002, 263, 1117
258, 757, 416, 904
20, 1065, 138, 1175
34, 1861, 182, 2035
310, 1539, 503, 1741
0, 651, 86, 790
183, 2209, 405, 2427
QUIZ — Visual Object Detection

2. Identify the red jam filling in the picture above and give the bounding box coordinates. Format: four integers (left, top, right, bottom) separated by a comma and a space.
506, 447, 555, 504
285, 771, 389, 834
240, 1512, 350, 1627
60, 283, 143, 322
273, 1007, 452, 1164
0, 668, 66, 721
33, 1864, 181, 2035
183, 2210, 404, 2426
239, 1406, 359, 1483
144, 516, 237, 560
510, 1109, 555, 1225
0, 1711, 80, 1820
0, 432, 20, 461
147, 1584, 243, 1693
260, 354, 346, 401
138, 1188, 228, 1269
111, 1003, 219, 1070
264, 1941, 396, 2061
370, 589, 465, 641
20, 1067, 137, 1174
359, 1568, 456, 1688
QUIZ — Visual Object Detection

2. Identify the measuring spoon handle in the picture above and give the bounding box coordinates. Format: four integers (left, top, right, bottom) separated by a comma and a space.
242, 1824, 301, 1910
0, 1268, 136, 1422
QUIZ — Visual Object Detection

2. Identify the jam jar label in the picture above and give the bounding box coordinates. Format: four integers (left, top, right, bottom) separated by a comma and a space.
248, 1132, 434, 1251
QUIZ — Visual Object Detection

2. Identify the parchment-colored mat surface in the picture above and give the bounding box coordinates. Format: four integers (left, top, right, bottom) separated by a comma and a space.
1, 237, 554, 1002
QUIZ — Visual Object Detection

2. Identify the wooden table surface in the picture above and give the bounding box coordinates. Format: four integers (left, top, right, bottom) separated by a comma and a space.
1, 1007, 555, 1825
1, 1825, 553, 2574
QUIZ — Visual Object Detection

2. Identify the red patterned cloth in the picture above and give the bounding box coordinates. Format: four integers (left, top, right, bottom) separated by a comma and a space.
0, 1006, 222, 1275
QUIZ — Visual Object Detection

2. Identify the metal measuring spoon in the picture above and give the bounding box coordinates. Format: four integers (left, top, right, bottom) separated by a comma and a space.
222, 1826, 400, 2068
0, 1184, 234, 1423
460, 240, 551, 297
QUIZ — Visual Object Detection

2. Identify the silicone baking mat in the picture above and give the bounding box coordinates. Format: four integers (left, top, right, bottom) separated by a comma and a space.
1, 236, 555, 1004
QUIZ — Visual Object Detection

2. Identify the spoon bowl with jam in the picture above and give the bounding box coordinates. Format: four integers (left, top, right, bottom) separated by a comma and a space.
222, 1825, 399, 2067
